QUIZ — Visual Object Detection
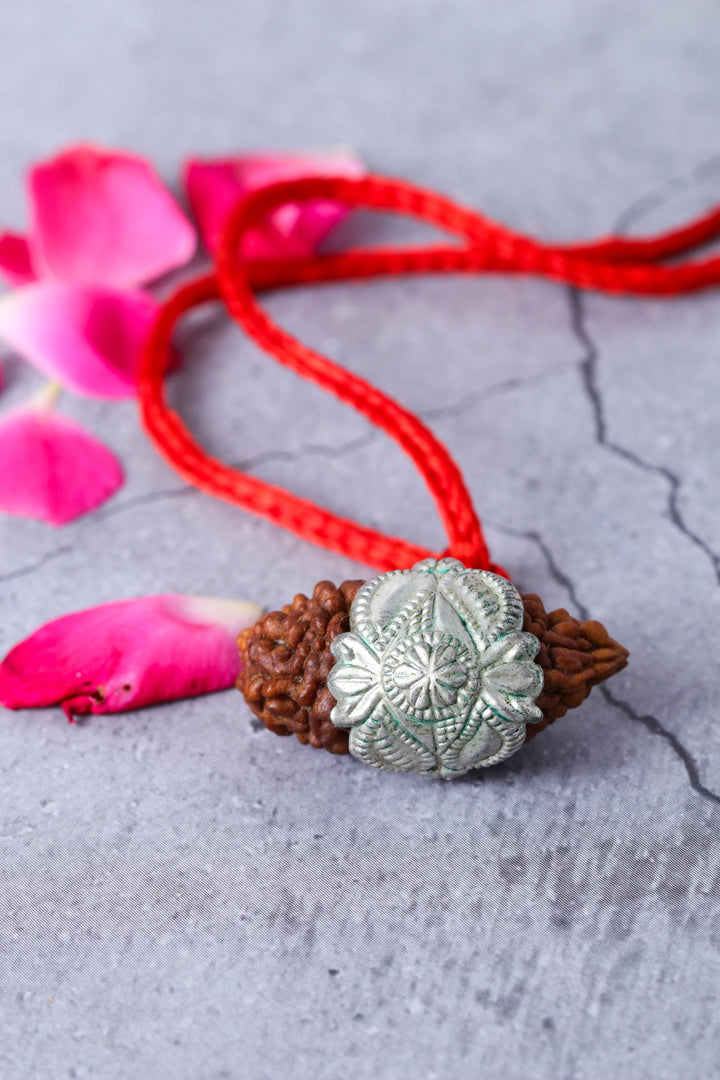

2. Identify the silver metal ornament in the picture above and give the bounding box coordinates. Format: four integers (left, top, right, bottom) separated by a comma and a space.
328, 558, 544, 778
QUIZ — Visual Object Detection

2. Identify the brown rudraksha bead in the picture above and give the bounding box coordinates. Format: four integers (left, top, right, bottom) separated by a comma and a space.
237, 578, 629, 754
237, 579, 364, 754
521, 593, 629, 741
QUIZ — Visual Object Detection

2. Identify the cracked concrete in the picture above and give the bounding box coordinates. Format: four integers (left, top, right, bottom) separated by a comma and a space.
567, 292, 720, 801
2, 2, 720, 1079
493, 521, 720, 808
569, 288, 720, 586
1, 363, 570, 587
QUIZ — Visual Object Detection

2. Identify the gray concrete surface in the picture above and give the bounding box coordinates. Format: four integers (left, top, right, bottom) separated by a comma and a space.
1, 2, 720, 1077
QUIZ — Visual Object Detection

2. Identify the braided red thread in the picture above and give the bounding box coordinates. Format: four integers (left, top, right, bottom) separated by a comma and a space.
219, 175, 720, 295
139, 273, 466, 572
138, 173, 720, 574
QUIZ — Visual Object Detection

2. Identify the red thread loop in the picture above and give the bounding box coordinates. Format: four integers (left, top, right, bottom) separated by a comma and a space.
139, 174, 720, 574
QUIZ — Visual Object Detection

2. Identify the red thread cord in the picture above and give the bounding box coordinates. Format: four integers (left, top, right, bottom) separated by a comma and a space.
138, 174, 720, 574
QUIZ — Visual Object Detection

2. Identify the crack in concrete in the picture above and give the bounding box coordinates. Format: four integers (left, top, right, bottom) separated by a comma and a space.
577, 156, 720, 583
491, 521, 720, 808
0, 544, 75, 586
0, 433, 378, 587
614, 153, 720, 235
420, 361, 576, 423
94, 431, 379, 524
600, 685, 720, 808
0, 365, 570, 590
540, 162, 720, 808
489, 521, 589, 616
568, 288, 720, 585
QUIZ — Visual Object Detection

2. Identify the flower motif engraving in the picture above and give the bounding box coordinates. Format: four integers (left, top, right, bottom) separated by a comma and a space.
383, 632, 475, 722
328, 558, 543, 778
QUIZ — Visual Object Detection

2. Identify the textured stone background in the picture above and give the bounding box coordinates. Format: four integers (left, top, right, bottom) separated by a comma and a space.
1, 2, 719, 1077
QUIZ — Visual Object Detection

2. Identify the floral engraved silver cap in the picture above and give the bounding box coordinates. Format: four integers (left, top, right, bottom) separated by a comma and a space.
327, 558, 544, 778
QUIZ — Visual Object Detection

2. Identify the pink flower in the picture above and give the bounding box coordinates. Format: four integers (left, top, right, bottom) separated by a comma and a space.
0, 594, 262, 720
0, 143, 195, 288
0, 283, 159, 398
185, 148, 365, 259
0, 144, 365, 523
0, 145, 192, 401
0, 383, 123, 525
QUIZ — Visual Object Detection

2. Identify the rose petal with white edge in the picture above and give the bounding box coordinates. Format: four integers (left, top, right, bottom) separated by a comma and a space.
0, 283, 159, 398
0, 594, 262, 719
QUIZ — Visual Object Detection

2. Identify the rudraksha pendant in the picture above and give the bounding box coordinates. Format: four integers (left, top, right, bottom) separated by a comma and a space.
237, 558, 628, 779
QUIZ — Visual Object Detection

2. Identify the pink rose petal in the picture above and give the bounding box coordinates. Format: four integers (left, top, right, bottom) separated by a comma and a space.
0, 595, 262, 718
184, 149, 365, 259
28, 144, 196, 287
0, 283, 159, 398
0, 232, 36, 286
0, 390, 123, 525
